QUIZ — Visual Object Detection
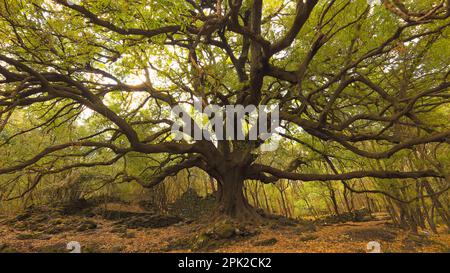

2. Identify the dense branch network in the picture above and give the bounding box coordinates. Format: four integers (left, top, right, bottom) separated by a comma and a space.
0, 0, 449, 205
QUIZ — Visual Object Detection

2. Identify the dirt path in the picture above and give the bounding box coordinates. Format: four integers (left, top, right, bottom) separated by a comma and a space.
1, 209, 449, 253
218, 220, 449, 253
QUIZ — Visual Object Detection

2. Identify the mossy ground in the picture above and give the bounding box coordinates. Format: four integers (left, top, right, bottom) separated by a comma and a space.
0, 204, 449, 253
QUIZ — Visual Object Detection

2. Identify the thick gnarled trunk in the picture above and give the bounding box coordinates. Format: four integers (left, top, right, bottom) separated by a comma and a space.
214, 168, 262, 222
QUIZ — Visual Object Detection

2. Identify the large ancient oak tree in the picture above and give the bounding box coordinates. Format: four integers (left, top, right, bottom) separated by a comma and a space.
0, 0, 449, 221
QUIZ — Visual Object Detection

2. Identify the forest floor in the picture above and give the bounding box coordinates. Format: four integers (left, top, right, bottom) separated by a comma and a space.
0, 203, 449, 253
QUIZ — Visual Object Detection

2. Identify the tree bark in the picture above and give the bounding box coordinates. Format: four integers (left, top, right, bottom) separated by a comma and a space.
422, 179, 450, 231
214, 167, 262, 222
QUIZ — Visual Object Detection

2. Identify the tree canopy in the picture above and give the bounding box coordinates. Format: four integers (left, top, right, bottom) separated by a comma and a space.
0, 0, 449, 221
